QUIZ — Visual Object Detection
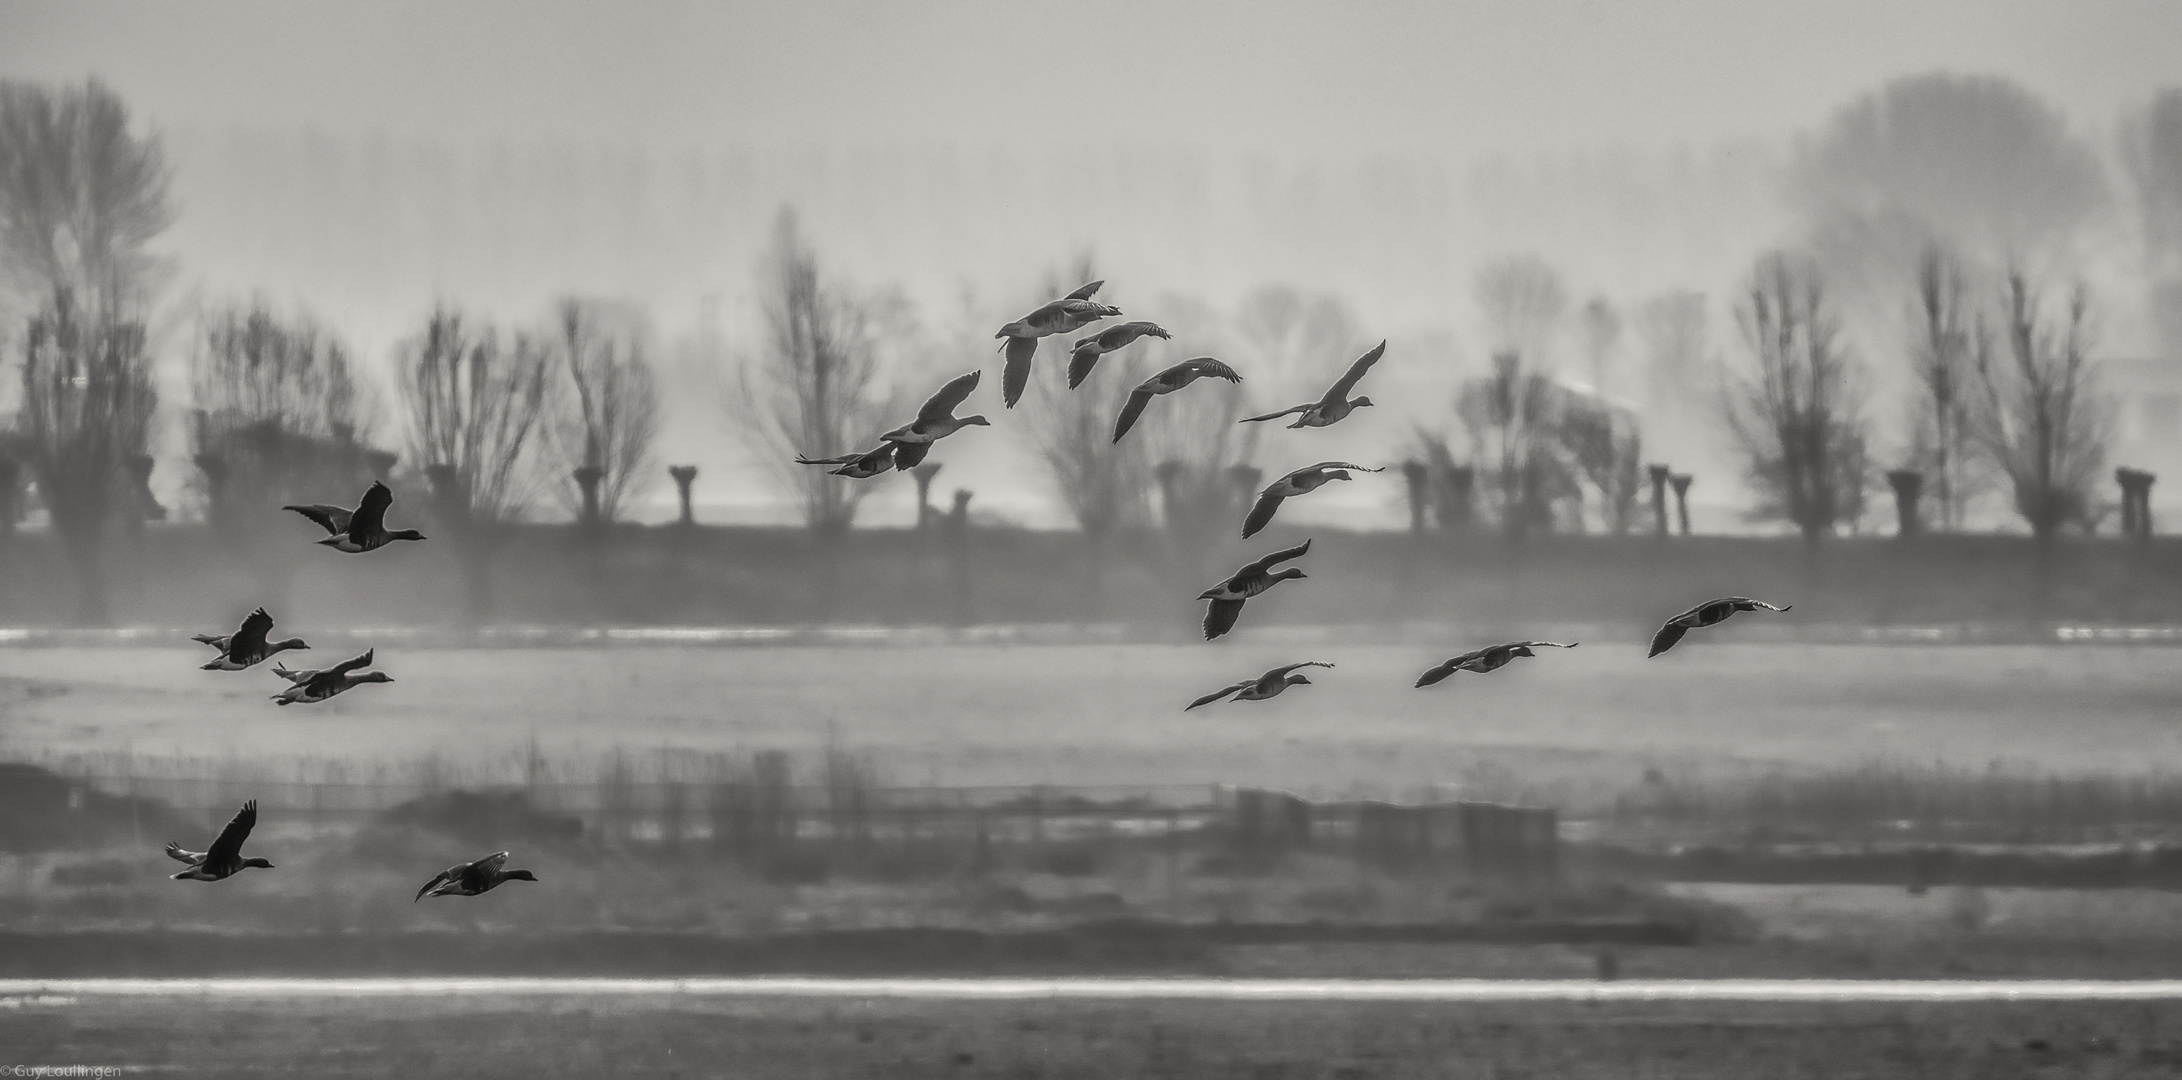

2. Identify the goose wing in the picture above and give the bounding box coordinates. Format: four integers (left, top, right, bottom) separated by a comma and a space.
329, 649, 376, 677
1647, 622, 1690, 658
1178, 357, 1241, 384
164, 841, 207, 866
1414, 656, 1469, 688
1319, 340, 1387, 406
1186, 681, 1250, 710
916, 370, 981, 425
1240, 403, 1309, 424
1202, 598, 1246, 640
350, 481, 394, 536
1241, 490, 1286, 539
1300, 461, 1385, 476
796, 452, 862, 466
1001, 337, 1038, 408
1112, 389, 1155, 443
415, 863, 465, 902
1512, 641, 1580, 650
228, 608, 274, 658
1731, 597, 1793, 613
191, 633, 229, 650
1067, 341, 1104, 389
282, 503, 352, 536
891, 440, 931, 470
1242, 539, 1313, 575
204, 799, 258, 867
1063, 279, 1104, 302
1266, 661, 1334, 680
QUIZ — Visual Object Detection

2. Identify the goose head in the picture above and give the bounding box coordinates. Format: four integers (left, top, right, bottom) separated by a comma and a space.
504, 870, 539, 883
1286, 674, 1313, 686
1275, 568, 1307, 582
243, 858, 275, 870
1512, 645, 1536, 658
354, 672, 395, 685
391, 529, 427, 542
270, 638, 309, 655
1350, 396, 1375, 408
957, 415, 991, 428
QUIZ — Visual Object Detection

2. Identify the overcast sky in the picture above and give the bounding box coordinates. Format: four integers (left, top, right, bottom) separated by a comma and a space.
6, 0, 2179, 156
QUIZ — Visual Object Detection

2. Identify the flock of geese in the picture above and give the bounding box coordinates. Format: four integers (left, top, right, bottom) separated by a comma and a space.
159, 277, 1790, 900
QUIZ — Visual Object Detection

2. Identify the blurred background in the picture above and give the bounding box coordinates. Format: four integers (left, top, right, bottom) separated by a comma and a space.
4, 0, 2182, 997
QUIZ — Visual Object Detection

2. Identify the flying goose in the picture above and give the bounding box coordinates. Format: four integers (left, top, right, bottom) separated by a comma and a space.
1648, 597, 1793, 657
415, 850, 539, 901
881, 370, 990, 469
192, 608, 308, 671
1242, 462, 1385, 538
996, 280, 1121, 407
1415, 641, 1578, 687
796, 443, 897, 478
1240, 340, 1385, 429
1198, 539, 1312, 640
167, 799, 274, 881
271, 649, 392, 705
1112, 357, 1243, 443
1187, 661, 1334, 710
1067, 321, 1171, 388
284, 480, 426, 553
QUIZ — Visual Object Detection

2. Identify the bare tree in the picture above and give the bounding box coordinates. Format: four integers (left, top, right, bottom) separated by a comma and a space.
1904, 247, 1979, 530
1968, 272, 2113, 545
547, 298, 660, 527
1721, 253, 1871, 543
2122, 87, 2182, 357
0, 79, 172, 318
1234, 284, 1359, 384
1133, 302, 1260, 542
1456, 350, 1566, 539
727, 208, 900, 534
1579, 296, 1622, 394
1022, 257, 1151, 539
189, 301, 379, 533
13, 290, 156, 621
1474, 255, 1570, 370
395, 307, 553, 620
1558, 396, 1645, 534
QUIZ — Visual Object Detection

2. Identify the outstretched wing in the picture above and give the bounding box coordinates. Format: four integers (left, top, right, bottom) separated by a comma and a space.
1415, 659, 1462, 688
1267, 661, 1335, 679
282, 504, 352, 536
1202, 598, 1246, 640
891, 440, 931, 470
1067, 343, 1105, 389
415, 865, 462, 902
164, 841, 207, 866
229, 608, 274, 657
917, 370, 982, 424
1241, 491, 1286, 539
1647, 622, 1689, 658
1001, 337, 1039, 408
350, 481, 393, 536
1186, 682, 1249, 710
1112, 389, 1155, 443
1320, 340, 1387, 406
1178, 357, 1241, 383
191, 633, 228, 650
1512, 641, 1580, 650
1302, 461, 1385, 476
1063, 280, 1104, 302
205, 800, 258, 866
1243, 539, 1313, 575
796, 452, 860, 466
330, 649, 376, 677
1240, 403, 1309, 424
272, 663, 318, 684
1733, 598, 1793, 613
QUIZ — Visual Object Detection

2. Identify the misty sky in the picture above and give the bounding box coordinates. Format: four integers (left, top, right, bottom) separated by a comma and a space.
3, 1, 2180, 528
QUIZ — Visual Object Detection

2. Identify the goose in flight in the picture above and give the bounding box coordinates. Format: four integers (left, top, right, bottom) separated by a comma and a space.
1240, 340, 1385, 429
416, 850, 539, 901
796, 443, 897, 478
1415, 641, 1578, 687
167, 799, 274, 881
1067, 321, 1171, 389
284, 481, 426, 553
1243, 462, 1385, 539
1198, 539, 1311, 640
996, 280, 1121, 407
271, 649, 393, 705
1187, 661, 1334, 710
881, 370, 990, 469
1112, 357, 1243, 443
192, 608, 308, 671
1648, 597, 1792, 657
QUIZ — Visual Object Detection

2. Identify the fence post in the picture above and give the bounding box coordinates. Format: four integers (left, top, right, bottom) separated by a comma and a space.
1669, 474, 1693, 537
669, 466, 698, 526
1886, 470, 1923, 538
1648, 465, 1671, 538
